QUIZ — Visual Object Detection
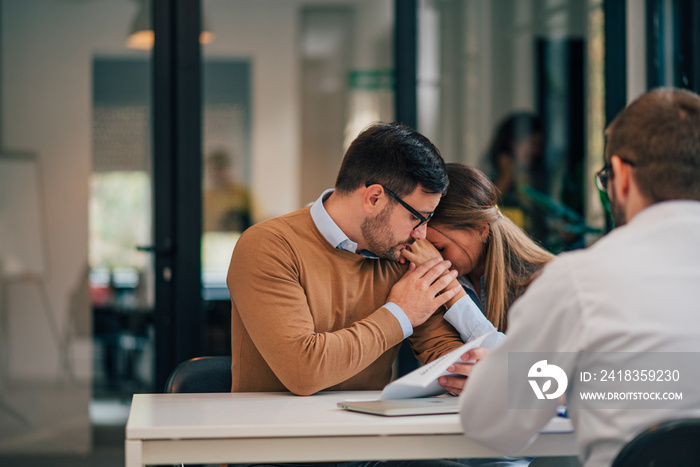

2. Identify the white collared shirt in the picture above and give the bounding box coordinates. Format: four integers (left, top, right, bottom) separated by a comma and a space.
460, 200, 700, 466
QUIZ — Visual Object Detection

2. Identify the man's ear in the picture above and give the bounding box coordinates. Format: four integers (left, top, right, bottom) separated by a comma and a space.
610, 154, 632, 201
362, 184, 386, 215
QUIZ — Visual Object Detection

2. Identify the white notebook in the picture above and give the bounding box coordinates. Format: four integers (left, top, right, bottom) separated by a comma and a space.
338, 333, 493, 416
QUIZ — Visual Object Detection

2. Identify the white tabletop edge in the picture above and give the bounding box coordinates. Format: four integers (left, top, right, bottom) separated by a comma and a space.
126, 391, 573, 440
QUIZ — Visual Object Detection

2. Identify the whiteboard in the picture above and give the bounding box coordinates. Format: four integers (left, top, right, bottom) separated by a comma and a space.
0, 153, 47, 277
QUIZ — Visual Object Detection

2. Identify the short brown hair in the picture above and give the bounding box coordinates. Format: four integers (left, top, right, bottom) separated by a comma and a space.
335, 122, 448, 197
606, 87, 700, 202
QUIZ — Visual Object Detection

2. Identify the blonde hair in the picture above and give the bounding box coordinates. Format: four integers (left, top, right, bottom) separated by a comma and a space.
432, 164, 554, 332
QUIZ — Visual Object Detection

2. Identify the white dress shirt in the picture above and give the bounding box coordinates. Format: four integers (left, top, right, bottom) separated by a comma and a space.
444, 292, 504, 349
459, 200, 700, 467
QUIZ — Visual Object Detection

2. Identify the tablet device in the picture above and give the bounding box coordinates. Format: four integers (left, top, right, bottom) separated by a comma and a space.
337, 396, 460, 417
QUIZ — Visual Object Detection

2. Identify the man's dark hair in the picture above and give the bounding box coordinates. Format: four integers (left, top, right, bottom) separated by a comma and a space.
335, 122, 448, 197
607, 87, 700, 202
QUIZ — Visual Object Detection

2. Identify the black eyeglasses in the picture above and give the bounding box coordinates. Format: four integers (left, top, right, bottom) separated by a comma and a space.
595, 164, 612, 191
366, 183, 434, 230
595, 156, 637, 191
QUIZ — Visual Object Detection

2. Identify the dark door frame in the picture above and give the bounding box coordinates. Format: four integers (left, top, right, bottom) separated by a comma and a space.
646, 0, 700, 93
604, 0, 627, 126
152, 0, 204, 391
395, 0, 417, 129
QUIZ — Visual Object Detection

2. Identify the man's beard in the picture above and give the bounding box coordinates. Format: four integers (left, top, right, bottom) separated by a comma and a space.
361, 206, 413, 261
609, 187, 627, 227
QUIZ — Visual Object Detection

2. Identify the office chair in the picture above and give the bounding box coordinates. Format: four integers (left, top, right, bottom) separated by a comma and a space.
611, 418, 700, 467
164, 356, 232, 393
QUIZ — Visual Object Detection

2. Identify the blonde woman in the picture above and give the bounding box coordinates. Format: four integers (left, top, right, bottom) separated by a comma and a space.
402, 163, 554, 347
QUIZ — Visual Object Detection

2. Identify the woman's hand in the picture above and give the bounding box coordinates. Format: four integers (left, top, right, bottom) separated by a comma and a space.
401, 238, 443, 266
438, 347, 488, 395
402, 238, 466, 308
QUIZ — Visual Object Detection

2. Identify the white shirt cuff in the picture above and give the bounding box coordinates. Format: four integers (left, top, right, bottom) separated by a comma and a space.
383, 302, 413, 339
444, 295, 505, 348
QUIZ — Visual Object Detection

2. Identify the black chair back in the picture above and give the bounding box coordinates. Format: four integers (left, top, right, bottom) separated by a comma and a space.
612, 418, 700, 467
164, 356, 232, 393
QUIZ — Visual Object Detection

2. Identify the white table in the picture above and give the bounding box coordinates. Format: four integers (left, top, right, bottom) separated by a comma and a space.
125, 391, 575, 466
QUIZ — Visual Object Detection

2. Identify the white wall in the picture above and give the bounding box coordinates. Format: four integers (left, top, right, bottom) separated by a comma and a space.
1, 0, 392, 451
205, 0, 301, 220
626, 0, 647, 102
1, 0, 391, 382
1, 0, 143, 382
0, 0, 145, 454
204, 0, 392, 220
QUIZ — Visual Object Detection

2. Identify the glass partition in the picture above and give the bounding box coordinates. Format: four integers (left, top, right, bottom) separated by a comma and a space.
0, 0, 153, 455
418, 0, 606, 252
200, 0, 395, 354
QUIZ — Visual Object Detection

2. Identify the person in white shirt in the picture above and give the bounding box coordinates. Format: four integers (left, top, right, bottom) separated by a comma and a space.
402, 164, 553, 350
456, 87, 700, 467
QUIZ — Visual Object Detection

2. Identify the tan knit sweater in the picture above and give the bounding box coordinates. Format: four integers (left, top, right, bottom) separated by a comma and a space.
227, 206, 464, 395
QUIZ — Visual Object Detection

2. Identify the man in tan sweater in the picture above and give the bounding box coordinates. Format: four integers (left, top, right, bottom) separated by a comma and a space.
227, 122, 469, 396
